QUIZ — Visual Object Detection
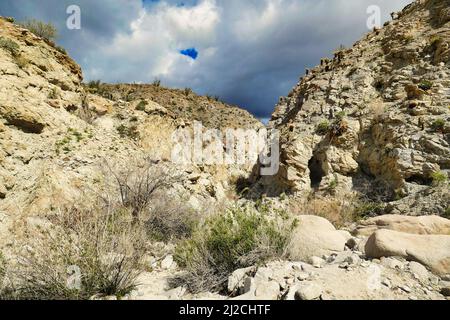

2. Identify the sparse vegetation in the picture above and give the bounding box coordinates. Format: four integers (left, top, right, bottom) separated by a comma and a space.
316, 120, 330, 135
116, 124, 139, 141
152, 79, 161, 87
145, 196, 198, 243
0, 37, 20, 57
19, 19, 58, 41
431, 118, 445, 133
354, 200, 385, 219
431, 171, 448, 187
107, 162, 181, 221
184, 88, 193, 97
444, 207, 450, 219
48, 87, 60, 99
15, 55, 29, 69
5, 17, 15, 23
418, 80, 433, 91
173, 206, 296, 293
136, 100, 148, 111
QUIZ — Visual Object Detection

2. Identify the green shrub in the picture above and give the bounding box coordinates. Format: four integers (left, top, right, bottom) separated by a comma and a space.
354, 201, 384, 219
19, 19, 58, 41
184, 88, 193, 97
418, 80, 433, 91
173, 206, 296, 293
5, 17, 15, 23
135, 100, 148, 111
444, 207, 450, 219
316, 120, 330, 135
431, 118, 445, 133
431, 171, 448, 186
0, 37, 20, 57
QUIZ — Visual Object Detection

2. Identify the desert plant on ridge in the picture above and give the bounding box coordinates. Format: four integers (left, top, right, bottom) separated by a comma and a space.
19, 19, 58, 41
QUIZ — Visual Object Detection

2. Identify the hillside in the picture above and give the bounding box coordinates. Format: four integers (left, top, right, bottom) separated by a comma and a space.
259, 0, 450, 218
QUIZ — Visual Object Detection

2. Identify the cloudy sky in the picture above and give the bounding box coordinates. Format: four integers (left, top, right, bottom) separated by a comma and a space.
0, 0, 412, 119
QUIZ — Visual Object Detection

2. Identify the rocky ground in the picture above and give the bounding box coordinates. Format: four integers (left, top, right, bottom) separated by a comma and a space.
113, 214, 450, 301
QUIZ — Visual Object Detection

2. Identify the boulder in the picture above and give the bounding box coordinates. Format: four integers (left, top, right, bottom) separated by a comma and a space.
365, 229, 450, 276
288, 215, 347, 263
355, 215, 450, 237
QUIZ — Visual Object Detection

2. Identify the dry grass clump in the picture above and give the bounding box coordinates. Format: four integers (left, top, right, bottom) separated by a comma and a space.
1, 205, 146, 300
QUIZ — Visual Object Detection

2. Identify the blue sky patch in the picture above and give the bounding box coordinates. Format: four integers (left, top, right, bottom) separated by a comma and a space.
180, 48, 198, 60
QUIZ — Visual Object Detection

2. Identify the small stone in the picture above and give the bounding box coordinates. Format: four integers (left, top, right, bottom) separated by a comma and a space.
409, 262, 429, 281
409, 296, 418, 301
382, 279, 392, 288
400, 285, 412, 293
345, 254, 361, 265
311, 256, 325, 268
295, 283, 323, 300
254, 280, 280, 300
161, 255, 174, 270
297, 272, 310, 281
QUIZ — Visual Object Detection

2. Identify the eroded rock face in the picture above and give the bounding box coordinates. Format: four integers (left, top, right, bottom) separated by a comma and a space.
262, 0, 450, 216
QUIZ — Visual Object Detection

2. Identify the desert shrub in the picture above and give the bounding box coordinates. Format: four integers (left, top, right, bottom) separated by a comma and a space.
48, 87, 60, 99
19, 19, 57, 41
145, 195, 198, 243
316, 120, 330, 135
184, 88, 192, 97
1, 206, 145, 300
5, 17, 15, 23
444, 207, 450, 219
14, 55, 29, 69
107, 162, 181, 220
431, 118, 445, 133
0, 37, 20, 57
418, 80, 433, 91
173, 206, 295, 293
116, 124, 139, 140
135, 100, 148, 111
56, 46, 67, 55
152, 79, 161, 87
293, 194, 359, 227
354, 200, 385, 219
431, 171, 448, 187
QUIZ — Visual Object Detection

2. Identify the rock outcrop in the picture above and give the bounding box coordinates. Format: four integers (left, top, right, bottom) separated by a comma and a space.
262, 0, 450, 216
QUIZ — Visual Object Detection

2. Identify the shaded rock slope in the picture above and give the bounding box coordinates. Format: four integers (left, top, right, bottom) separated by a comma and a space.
261, 0, 449, 217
